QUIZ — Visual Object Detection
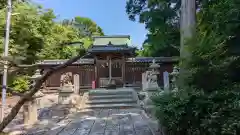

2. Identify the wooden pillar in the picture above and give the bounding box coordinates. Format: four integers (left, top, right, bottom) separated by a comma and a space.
122, 56, 125, 85
94, 56, 98, 88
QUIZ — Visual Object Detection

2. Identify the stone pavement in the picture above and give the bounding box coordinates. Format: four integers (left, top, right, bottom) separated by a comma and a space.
3, 94, 162, 135
25, 108, 161, 135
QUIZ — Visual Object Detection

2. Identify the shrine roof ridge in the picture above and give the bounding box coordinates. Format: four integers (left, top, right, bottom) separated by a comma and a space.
37, 57, 179, 65
92, 35, 130, 39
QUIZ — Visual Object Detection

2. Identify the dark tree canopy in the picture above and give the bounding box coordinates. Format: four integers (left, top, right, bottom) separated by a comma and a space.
126, 0, 181, 57
126, 0, 210, 57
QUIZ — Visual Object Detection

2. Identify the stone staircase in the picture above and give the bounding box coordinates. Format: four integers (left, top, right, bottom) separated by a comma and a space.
83, 88, 140, 109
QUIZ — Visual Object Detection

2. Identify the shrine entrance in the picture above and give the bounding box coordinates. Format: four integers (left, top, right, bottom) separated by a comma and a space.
86, 36, 135, 88
95, 54, 126, 88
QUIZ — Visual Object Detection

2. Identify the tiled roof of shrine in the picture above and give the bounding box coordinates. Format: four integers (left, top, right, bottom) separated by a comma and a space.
37, 57, 179, 65
92, 35, 131, 46
87, 44, 135, 53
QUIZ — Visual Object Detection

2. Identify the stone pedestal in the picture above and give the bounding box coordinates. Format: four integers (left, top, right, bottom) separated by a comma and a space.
23, 100, 38, 125
23, 91, 44, 126
58, 84, 74, 104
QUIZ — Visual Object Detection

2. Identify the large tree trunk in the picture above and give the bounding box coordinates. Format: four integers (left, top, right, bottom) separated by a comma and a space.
179, 0, 196, 84
0, 53, 88, 131
180, 0, 196, 53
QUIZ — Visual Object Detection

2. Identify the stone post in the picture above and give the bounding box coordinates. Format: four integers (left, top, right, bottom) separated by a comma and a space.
170, 66, 179, 92
163, 71, 170, 91
23, 93, 44, 126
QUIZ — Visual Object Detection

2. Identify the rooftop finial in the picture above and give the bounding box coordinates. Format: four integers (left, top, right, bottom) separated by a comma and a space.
149, 59, 160, 69
152, 59, 156, 64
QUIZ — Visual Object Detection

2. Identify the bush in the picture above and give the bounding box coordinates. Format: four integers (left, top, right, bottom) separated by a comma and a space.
152, 87, 240, 135
10, 75, 30, 93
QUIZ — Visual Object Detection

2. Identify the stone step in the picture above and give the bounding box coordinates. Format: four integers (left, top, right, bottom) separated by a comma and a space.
86, 99, 137, 104
86, 103, 139, 109
89, 95, 133, 100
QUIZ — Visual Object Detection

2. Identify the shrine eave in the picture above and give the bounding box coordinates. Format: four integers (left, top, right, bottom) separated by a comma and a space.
37, 57, 179, 66
87, 45, 136, 57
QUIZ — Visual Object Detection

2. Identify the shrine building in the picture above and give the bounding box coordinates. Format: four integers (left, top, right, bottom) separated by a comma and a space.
37, 35, 178, 91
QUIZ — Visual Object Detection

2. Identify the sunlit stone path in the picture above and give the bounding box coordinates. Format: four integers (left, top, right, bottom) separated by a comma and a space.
25, 108, 160, 135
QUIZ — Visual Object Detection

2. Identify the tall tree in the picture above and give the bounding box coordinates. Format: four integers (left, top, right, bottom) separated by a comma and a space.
179, 0, 196, 84
74, 16, 104, 37
61, 16, 104, 48
126, 0, 181, 57
180, 0, 196, 59
0, 3, 56, 64
0, 2, 54, 92
37, 23, 81, 59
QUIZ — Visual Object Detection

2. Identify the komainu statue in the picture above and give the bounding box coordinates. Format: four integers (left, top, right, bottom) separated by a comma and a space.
60, 72, 73, 86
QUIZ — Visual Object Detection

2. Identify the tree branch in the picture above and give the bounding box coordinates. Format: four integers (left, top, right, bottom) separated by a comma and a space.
10, 64, 38, 68
0, 52, 90, 131
170, 44, 180, 51
0, 59, 38, 75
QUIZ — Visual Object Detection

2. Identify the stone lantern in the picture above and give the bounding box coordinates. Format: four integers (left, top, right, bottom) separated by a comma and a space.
145, 59, 160, 91
170, 66, 179, 92
140, 59, 161, 117
23, 69, 44, 126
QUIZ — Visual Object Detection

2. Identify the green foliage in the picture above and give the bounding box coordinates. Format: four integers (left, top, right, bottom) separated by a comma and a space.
0, 2, 57, 93
0, 3, 56, 64
37, 23, 82, 59
74, 16, 104, 37
126, 0, 180, 57
0, 1, 104, 94
10, 75, 30, 93
152, 0, 240, 134
153, 87, 240, 135
61, 16, 104, 49
186, 0, 240, 91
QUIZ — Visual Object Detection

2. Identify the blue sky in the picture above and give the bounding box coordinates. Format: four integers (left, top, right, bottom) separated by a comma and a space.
34, 0, 147, 47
